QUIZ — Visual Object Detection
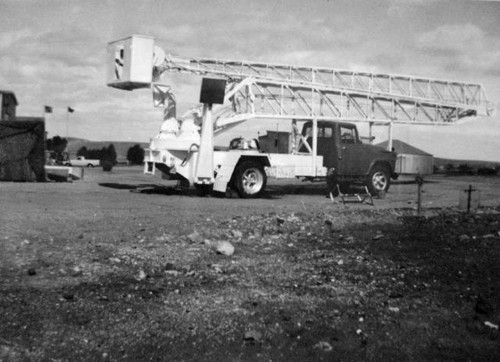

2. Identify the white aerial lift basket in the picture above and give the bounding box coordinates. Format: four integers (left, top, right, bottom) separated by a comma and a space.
106, 35, 155, 90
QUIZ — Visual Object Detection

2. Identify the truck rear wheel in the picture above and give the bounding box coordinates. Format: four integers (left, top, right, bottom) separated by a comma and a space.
233, 161, 267, 198
367, 164, 391, 195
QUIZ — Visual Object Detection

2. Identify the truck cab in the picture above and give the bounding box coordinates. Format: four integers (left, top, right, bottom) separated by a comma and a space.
300, 121, 397, 195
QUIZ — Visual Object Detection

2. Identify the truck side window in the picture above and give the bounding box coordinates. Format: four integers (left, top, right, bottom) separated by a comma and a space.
324, 127, 333, 138
317, 127, 333, 138
340, 126, 356, 144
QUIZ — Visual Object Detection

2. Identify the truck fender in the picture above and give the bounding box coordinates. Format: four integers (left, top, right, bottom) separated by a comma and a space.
220, 155, 270, 194
237, 155, 271, 168
213, 165, 235, 193
367, 160, 392, 176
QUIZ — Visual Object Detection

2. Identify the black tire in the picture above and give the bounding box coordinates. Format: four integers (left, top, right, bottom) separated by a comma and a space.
233, 161, 267, 198
64, 163, 71, 166
194, 183, 213, 197
367, 164, 391, 195
326, 169, 351, 196
326, 168, 337, 195
87, 164, 94, 168
338, 183, 352, 194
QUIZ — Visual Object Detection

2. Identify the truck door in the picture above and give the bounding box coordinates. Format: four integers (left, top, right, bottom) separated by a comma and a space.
317, 124, 337, 169
337, 124, 361, 175
300, 123, 337, 169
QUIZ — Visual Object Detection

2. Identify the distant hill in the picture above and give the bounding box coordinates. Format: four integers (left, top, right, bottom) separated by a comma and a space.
376, 140, 432, 156
433, 157, 500, 170
65, 138, 149, 162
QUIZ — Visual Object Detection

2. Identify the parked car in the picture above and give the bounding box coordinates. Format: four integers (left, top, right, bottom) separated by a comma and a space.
64, 156, 100, 167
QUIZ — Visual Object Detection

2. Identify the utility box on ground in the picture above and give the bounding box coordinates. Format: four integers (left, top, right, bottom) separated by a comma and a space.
378, 139, 434, 175
0, 118, 46, 181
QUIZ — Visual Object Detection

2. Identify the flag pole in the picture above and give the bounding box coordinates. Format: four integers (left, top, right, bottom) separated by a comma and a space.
43, 105, 53, 137
66, 109, 69, 140
43, 106, 47, 140
66, 107, 74, 141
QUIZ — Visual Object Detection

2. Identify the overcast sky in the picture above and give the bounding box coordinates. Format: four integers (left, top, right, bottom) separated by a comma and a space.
1, 0, 499, 161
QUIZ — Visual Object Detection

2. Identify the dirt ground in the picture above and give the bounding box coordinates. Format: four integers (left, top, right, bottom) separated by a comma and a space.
1, 166, 500, 361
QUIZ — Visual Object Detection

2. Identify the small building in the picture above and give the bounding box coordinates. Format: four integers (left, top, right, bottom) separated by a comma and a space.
378, 139, 434, 175
0, 90, 18, 121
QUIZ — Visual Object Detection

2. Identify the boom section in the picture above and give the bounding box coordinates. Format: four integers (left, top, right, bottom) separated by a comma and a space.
156, 55, 493, 123
106, 36, 493, 125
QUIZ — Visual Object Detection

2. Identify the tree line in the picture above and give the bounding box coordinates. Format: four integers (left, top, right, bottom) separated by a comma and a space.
46, 136, 145, 168
76, 144, 145, 165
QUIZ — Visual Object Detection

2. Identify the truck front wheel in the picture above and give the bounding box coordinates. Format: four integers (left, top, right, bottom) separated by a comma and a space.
367, 164, 391, 195
233, 161, 267, 198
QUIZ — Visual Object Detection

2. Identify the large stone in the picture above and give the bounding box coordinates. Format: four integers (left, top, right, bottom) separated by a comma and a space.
188, 231, 204, 244
215, 241, 235, 256
458, 234, 470, 242
231, 230, 243, 239
244, 330, 262, 341
314, 341, 333, 352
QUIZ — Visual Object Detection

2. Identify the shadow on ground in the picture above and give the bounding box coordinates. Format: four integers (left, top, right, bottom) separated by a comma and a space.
98, 183, 197, 196
98, 181, 331, 198
98, 179, 441, 200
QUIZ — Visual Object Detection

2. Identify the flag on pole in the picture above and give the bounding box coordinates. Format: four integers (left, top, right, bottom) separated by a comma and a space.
44, 106, 53, 113
67, 107, 74, 113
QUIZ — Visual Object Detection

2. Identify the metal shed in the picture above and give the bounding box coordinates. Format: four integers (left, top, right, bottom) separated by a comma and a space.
378, 140, 434, 175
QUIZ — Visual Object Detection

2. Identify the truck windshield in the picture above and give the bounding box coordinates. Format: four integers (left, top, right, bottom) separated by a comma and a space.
302, 125, 333, 138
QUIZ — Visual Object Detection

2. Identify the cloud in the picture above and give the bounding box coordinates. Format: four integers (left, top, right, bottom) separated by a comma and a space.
417, 23, 484, 54
415, 23, 500, 75
387, 0, 437, 16
4, 28, 103, 67
138, 24, 197, 53
0, 28, 33, 49
141, 10, 366, 68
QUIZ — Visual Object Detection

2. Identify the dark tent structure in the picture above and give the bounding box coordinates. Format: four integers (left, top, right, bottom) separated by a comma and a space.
0, 118, 46, 181
0, 90, 18, 121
